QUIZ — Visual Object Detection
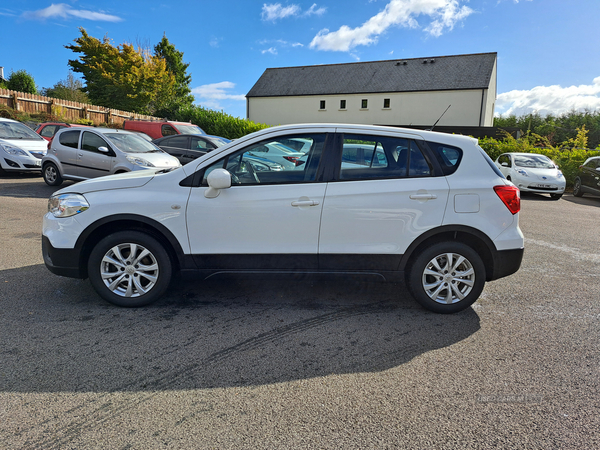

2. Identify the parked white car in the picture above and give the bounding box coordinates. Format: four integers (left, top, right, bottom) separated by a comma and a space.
0, 118, 48, 173
42, 124, 524, 313
494, 152, 565, 200
42, 127, 181, 186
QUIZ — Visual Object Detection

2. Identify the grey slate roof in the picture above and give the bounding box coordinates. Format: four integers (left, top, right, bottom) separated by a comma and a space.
247, 52, 496, 98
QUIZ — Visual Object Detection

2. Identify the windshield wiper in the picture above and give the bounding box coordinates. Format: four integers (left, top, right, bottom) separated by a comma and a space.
155, 167, 177, 174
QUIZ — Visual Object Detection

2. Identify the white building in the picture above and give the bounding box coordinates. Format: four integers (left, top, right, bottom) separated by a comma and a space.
246, 52, 497, 128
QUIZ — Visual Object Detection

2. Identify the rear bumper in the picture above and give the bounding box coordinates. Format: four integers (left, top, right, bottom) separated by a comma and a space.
42, 235, 84, 278
490, 248, 524, 281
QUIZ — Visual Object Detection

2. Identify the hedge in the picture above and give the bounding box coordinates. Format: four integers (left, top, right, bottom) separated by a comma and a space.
174, 106, 270, 140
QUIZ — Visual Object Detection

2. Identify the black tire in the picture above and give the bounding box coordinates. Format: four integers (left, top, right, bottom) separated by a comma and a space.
550, 193, 563, 200
87, 231, 172, 307
407, 241, 486, 314
573, 178, 584, 197
43, 162, 63, 186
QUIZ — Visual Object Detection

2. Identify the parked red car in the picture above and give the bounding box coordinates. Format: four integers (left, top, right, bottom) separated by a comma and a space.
123, 120, 205, 140
35, 122, 91, 146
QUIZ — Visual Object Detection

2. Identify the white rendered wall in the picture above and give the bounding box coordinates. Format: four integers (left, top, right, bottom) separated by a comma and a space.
248, 89, 495, 127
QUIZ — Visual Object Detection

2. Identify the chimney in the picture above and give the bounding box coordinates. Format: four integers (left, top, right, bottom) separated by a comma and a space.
0, 67, 4, 81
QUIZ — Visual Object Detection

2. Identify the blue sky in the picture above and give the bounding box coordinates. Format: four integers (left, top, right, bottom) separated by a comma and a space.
1, 0, 599, 120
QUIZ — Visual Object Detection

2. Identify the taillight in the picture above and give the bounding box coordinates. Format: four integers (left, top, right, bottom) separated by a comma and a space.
283, 156, 300, 165
494, 185, 520, 215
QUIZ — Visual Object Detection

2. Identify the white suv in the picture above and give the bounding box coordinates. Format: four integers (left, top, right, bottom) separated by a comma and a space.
42, 124, 524, 313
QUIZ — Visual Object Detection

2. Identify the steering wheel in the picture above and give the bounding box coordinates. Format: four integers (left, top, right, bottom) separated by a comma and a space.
245, 160, 261, 184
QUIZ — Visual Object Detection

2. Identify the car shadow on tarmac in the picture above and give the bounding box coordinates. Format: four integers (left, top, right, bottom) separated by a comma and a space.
0, 264, 480, 394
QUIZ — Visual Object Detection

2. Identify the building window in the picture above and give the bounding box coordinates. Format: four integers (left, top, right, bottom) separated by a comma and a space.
383, 98, 391, 109
340, 100, 346, 110
361, 99, 368, 109
319, 100, 326, 110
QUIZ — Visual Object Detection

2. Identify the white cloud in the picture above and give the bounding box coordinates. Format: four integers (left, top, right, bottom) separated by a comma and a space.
259, 39, 304, 54
262, 3, 301, 21
496, 77, 600, 117
22, 3, 122, 22
192, 82, 246, 103
305, 3, 327, 16
310, 0, 473, 52
261, 3, 326, 21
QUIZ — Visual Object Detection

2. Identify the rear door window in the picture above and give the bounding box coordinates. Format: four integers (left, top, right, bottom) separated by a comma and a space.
164, 136, 189, 149
58, 130, 81, 149
337, 134, 431, 180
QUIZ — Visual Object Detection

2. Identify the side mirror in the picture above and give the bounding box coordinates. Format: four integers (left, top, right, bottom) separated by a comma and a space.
98, 146, 110, 153
204, 168, 232, 198
501, 162, 509, 167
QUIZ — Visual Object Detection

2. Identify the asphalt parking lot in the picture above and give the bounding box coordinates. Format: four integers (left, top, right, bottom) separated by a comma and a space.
1, 173, 599, 449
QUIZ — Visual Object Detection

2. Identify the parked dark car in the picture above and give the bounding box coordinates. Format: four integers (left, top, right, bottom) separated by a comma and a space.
573, 156, 600, 197
152, 134, 231, 164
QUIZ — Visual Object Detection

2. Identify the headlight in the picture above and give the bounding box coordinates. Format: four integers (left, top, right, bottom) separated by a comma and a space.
0, 143, 29, 156
557, 171, 564, 178
48, 194, 90, 218
126, 156, 154, 167
517, 169, 528, 176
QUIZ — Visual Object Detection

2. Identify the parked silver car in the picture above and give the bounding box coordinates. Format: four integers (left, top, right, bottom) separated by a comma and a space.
42, 128, 181, 186
0, 118, 48, 174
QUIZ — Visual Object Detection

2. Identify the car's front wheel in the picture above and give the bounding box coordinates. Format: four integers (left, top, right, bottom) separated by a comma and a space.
87, 231, 172, 307
550, 193, 563, 200
43, 163, 63, 186
573, 178, 584, 197
408, 242, 486, 314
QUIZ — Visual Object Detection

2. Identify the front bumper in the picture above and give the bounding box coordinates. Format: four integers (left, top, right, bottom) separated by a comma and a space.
42, 235, 84, 278
2, 156, 42, 172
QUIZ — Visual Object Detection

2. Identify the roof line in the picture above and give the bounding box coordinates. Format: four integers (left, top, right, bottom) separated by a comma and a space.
261, 52, 498, 72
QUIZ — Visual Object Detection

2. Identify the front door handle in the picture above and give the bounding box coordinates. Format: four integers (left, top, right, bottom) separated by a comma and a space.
291, 200, 320, 207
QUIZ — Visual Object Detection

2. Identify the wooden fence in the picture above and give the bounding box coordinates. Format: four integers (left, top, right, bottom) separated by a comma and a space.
0, 88, 160, 126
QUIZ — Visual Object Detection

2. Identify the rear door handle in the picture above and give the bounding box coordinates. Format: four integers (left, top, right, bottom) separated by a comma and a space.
409, 193, 437, 200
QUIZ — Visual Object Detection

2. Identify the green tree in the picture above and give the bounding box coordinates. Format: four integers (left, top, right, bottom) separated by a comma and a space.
153, 35, 195, 116
5, 69, 38, 94
41, 72, 90, 103
66, 28, 177, 115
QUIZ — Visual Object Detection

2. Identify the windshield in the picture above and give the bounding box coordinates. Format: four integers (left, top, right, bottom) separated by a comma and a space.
105, 133, 163, 154
210, 137, 231, 147
514, 154, 555, 169
174, 124, 205, 135
0, 121, 44, 140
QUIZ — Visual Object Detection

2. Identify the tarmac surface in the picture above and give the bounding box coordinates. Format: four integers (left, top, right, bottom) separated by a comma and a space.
1, 173, 599, 449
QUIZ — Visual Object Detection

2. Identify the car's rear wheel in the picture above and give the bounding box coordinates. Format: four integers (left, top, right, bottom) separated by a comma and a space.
408, 242, 485, 314
43, 163, 63, 186
573, 178, 584, 197
550, 193, 562, 200
87, 231, 172, 307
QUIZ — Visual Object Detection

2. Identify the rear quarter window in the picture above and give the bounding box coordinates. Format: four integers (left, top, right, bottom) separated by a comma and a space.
425, 141, 463, 175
